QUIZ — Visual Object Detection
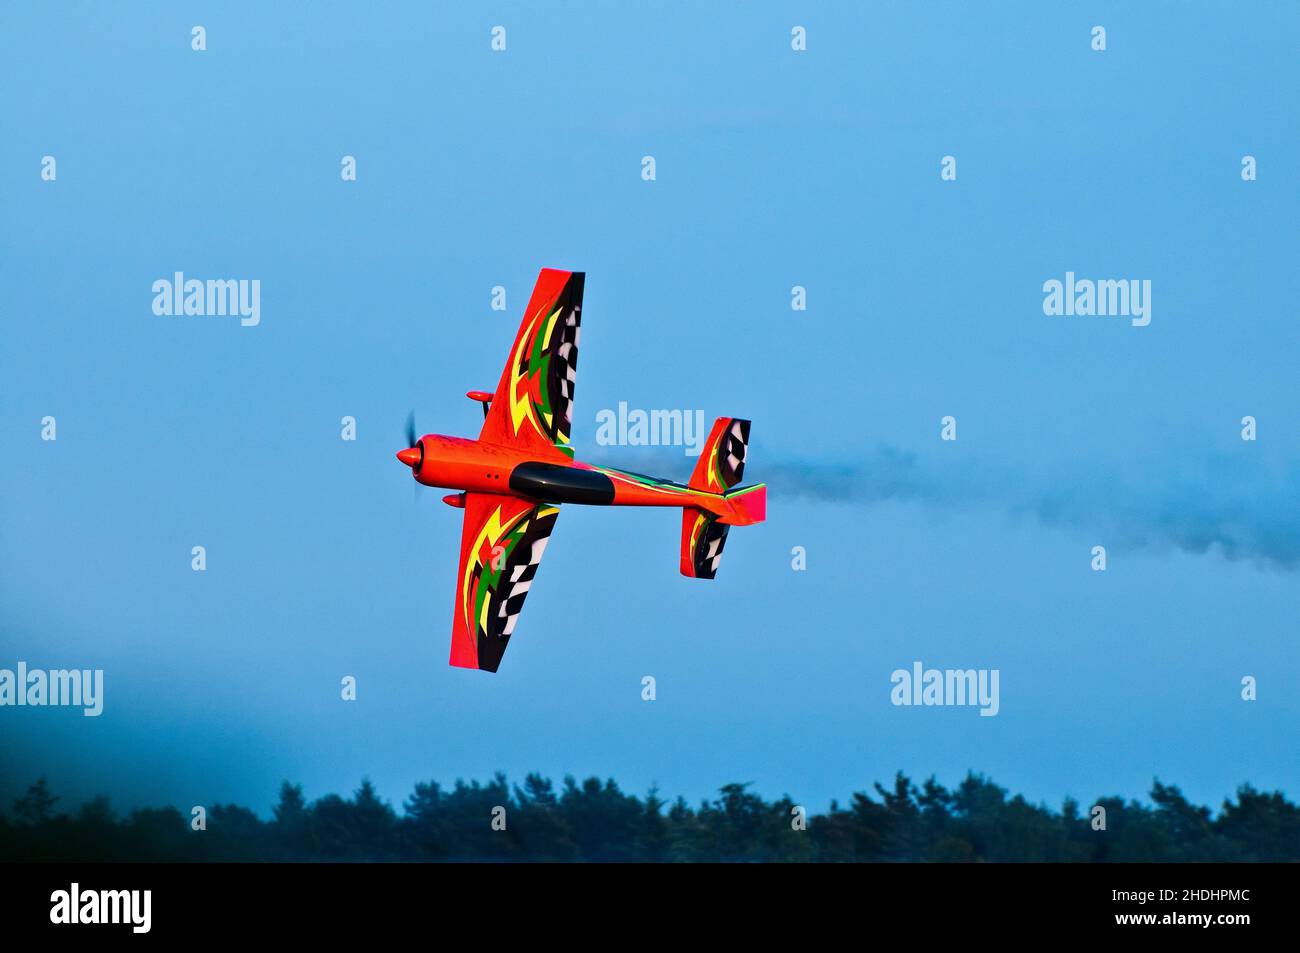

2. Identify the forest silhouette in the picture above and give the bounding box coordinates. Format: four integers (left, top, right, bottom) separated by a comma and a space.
3, 772, 1297, 862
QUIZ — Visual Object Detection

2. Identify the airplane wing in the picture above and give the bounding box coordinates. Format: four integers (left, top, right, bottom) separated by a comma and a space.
449, 491, 560, 672
478, 268, 584, 456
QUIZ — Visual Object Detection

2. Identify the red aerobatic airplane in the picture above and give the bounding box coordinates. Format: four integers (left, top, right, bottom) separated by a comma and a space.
396, 268, 767, 672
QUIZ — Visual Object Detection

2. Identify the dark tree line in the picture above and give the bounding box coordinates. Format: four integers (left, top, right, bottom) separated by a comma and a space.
2, 773, 1297, 862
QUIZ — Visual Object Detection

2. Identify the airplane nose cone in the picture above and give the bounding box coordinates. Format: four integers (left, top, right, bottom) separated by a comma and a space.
397, 447, 421, 468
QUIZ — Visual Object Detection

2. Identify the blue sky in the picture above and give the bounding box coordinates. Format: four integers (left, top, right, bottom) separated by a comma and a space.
2, 2, 1297, 817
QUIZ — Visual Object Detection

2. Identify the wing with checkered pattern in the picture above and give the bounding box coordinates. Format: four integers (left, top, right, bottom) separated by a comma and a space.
448, 492, 560, 673
478, 269, 584, 458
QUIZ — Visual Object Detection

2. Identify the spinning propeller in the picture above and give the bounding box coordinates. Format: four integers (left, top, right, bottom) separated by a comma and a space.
397, 411, 422, 470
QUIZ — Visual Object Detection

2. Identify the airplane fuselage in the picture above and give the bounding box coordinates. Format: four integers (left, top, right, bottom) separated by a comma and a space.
404, 432, 745, 517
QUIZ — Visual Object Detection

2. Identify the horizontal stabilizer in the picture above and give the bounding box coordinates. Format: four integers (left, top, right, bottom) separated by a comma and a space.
680, 507, 729, 579
688, 417, 750, 493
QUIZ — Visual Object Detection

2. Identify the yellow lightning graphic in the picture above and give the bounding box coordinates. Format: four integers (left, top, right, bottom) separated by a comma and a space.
688, 511, 707, 554
461, 505, 530, 631
508, 304, 562, 438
